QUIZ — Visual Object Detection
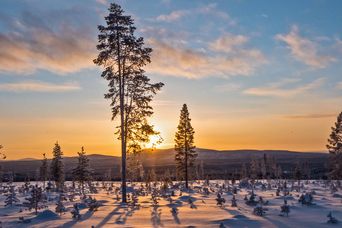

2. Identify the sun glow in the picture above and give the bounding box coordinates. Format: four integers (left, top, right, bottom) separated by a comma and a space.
145, 134, 164, 149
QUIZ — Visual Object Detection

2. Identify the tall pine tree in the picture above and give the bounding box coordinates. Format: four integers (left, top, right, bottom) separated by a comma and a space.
327, 111, 342, 179
72, 147, 92, 195
175, 104, 197, 189
50, 142, 64, 192
94, 3, 164, 203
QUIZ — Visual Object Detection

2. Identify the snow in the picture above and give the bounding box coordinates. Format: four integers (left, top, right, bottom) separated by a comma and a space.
0, 180, 341, 227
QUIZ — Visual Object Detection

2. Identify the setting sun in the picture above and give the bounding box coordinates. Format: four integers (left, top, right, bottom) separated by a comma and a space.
145, 133, 164, 149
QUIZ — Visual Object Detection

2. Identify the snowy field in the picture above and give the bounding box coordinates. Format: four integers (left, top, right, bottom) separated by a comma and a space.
0, 180, 341, 227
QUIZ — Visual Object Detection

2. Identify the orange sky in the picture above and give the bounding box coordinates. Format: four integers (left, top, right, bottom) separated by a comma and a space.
1, 0, 341, 160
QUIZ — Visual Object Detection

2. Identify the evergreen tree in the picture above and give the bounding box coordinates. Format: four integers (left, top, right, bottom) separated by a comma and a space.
241, 163, 248, 179
260, 156, 267, 179
294, 162, 302, 190
200, 160, 204, 180
5, 186, 19, 207
39, 153, 48, 189
24, 185, 43, 215
72, 147, 92, 195
327, 112, 342, 179
276, 165, 283, 179
174, 104, 197, 189
94, 2, 164, 203
0, 145, 5, 184
127, 150, 143, 181
55, 194, 66, 216
250, 158, 260, 180
268, 156, 277, 179
50, 142, 64, 191
146, 168, 157, 184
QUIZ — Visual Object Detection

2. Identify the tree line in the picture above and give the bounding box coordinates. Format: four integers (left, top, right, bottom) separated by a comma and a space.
0, 2, 341, 205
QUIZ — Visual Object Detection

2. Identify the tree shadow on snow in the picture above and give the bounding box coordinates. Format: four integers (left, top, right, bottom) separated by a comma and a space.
151, 205, 163, 227
114, 205, 138, 225
61, 210, 94, 228
95, 204, 139, 227
214, 207, 262, 228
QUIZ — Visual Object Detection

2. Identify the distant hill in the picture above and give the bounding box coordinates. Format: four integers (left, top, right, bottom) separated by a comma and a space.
0, 148, 329, 181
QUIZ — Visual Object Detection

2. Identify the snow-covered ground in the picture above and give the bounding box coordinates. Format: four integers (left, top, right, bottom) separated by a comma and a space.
0, 180, 341, 227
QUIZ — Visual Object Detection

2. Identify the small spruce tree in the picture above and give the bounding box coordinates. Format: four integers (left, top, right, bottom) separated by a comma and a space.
24, 185, 44, 215
50, 142, 64, 191
5, 186, 20, 207
39, 153, 48, 189
55, 194, 66, 216
327, 112, 342, 179
294, 162, 302, 191
72, 147, 92, 195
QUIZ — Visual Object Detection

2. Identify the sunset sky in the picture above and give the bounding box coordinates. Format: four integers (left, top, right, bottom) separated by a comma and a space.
0, 0, 342, 159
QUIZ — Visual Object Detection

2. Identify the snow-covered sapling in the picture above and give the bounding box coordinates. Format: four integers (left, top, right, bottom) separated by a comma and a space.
327, 211, 338, 224
216, 193, 226, 207
23, 185, 45, 215
71, 203, 81, 220
232, 187, 237, 194
5, 186, 19, 207
253, 203, 266, 216
86, 196, 100, 212
55, 195, 66, 216
231, 195, 237, 207
245, 191, 258, 206
280, 199, 290, 217
298, 192, 313, 205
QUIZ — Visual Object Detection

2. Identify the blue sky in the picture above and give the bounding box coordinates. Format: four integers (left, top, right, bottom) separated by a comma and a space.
0, 0, 341, 159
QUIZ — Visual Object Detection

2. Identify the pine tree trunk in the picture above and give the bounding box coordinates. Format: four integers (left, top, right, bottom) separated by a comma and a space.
117, 34, 127, 204
185, 120, 188, 189
185, 150, 188, 189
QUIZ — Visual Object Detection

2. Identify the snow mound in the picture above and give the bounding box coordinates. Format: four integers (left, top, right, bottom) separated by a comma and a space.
178, 195, 197, 202
232, 214, 248, 219
35, 210, 59, 220
275, 196, 295, 200
332, 193, 342, 198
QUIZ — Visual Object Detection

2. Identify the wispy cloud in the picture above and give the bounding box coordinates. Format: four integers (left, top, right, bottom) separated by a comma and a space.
156, 3, 234, 24
0, 10, 96, 75
209, 34, 248, 53
275, 25, 335, 69
244, 77, 324, 97
337, 81, 342, 89
284, 114, 336, 119
147, 38, 266, 79
156, 10, 188, 22
0, 81, 81, 92
215, 83, 242, 92
96, 0, 108, 6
